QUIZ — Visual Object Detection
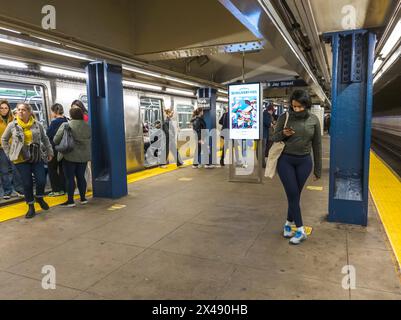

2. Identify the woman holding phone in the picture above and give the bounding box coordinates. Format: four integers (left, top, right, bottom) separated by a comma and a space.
272, 90, 322, 245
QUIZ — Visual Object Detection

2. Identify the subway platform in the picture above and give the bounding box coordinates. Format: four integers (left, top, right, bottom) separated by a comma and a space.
0, 136, 400, 300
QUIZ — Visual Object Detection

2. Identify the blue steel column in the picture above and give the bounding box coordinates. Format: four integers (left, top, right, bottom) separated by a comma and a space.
197, 88, 217, 164
86, 61, 128, 199
324, 30, 376, 226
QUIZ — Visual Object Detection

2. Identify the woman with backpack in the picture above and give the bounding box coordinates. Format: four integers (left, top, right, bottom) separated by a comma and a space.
54, 107, 91, 208
46, 103, 68, 197
1, 103, 54, 219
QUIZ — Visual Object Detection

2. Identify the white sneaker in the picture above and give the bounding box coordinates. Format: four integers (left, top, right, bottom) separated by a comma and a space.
283, 225, 295, 239
192, 165, 199, 169
289, 230, 307, 245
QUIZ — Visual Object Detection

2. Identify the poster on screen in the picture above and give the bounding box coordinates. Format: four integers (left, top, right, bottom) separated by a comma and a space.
229, 83, 261, 140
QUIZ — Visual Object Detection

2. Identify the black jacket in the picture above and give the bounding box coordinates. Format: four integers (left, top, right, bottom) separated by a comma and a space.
191, 116, 206, 140
219, 112, 229, 130
263, 112, 272, 140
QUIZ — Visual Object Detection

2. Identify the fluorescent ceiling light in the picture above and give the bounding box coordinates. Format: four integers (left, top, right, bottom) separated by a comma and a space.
0, 58, 28, 69
166, 88, 196, 96
31, 36, 61, 45
0, 37, 27, 47
0, 27, 21, 34
0, 35, 91, 61
123, 66, 163, 79
380, 20, 401, 59
218, 89, 228, 95
123, 80, 162, 91
38, 47, 91, 61
165, 76, 201, 87
217, 97, 229, 102
123, 65, 202, 88
374, 45, 401, 84
41, 66, 87, 79
373, 59, 383, 74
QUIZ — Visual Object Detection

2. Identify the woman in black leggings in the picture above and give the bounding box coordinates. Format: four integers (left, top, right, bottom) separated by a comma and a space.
272, 90, 322, 245
54, 107, 91, 207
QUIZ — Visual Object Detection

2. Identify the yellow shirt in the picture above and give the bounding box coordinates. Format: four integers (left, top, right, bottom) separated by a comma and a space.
14, 116, 35, 164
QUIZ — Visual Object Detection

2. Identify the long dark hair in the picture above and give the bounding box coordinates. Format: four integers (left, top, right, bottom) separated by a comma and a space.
192, 107, 203, 118
290, 90, 312, 109
71, 100, 88, 114
0, 100, 12, 117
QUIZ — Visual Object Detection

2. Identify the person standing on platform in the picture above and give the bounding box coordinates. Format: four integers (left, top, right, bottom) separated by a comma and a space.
219, 107, 241, 167
0, 100, 16, 200
1, 103, 53, 219
260, 104, 273, 168
54, 107, 91, 208
190, 107, 206, 169
71, 100, 89, 123
272, 90, 322, 245
161, 109, 183, 168
46, 103, 68, 197
71, 100, 92, 191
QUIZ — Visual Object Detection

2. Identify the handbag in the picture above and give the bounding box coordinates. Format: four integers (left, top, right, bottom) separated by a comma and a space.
265, 112, 289, 179
55, 123, 75, 154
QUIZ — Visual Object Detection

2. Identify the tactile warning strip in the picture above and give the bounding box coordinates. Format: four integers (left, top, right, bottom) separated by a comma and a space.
0, 160, 192, 223
369, 151, 401, 270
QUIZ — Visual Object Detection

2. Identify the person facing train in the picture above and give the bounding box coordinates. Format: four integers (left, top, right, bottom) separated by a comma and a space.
71, 100, 89, 123
54, 107, 91, 208
1, 103, 54, 219
161, 109, 183, 168
46, 103, 68, 197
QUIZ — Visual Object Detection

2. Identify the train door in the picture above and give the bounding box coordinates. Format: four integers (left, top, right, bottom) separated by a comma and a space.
175, 101, 195, 159
140, 97, 165, 167
0, 81, 49, 127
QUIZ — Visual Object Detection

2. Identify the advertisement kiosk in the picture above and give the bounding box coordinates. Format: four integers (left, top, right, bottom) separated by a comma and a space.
228, 83, 264, 183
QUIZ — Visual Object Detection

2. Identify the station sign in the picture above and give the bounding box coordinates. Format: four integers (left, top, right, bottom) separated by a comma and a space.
197, 97, 211, 110
229, 83, 261, 140
266, 79, 308, 88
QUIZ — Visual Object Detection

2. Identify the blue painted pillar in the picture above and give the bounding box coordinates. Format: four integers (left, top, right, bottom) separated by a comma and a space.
86, 61, 128, 199
197, 88, 217, 165
324, 30, 376, 226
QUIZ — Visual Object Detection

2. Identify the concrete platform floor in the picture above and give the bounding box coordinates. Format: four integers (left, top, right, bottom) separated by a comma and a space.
0, 137, 400, 300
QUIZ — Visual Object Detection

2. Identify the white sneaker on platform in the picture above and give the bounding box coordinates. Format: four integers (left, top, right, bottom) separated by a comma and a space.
289, 230, 307, 245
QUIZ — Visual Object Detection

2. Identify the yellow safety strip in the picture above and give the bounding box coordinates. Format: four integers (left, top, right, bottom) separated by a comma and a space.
0, 160, 193, 223
369, 151, 401, 270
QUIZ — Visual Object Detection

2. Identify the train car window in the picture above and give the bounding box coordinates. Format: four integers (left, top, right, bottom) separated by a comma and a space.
140, 97, 163, 130
0, 81, 47, 126
176, 105, 194, 129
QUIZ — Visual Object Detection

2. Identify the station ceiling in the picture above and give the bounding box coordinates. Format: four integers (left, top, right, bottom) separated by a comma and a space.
0, 0, 399, 102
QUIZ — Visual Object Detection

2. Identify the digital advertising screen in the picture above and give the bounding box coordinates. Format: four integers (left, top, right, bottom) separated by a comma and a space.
229, 83, 261, 140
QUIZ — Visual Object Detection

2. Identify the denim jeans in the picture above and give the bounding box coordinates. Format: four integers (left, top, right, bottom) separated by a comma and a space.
63, 160, 88, 203
0, 149, 13, 196
15, 162, 47, 204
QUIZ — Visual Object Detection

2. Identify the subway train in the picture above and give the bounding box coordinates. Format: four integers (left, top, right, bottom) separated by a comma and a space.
0, 68, 227, 174
371, 114, 401, 162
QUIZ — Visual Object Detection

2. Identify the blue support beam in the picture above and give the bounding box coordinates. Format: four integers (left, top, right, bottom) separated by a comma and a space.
86, 61, 128, 199
324, 30, 376, 226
